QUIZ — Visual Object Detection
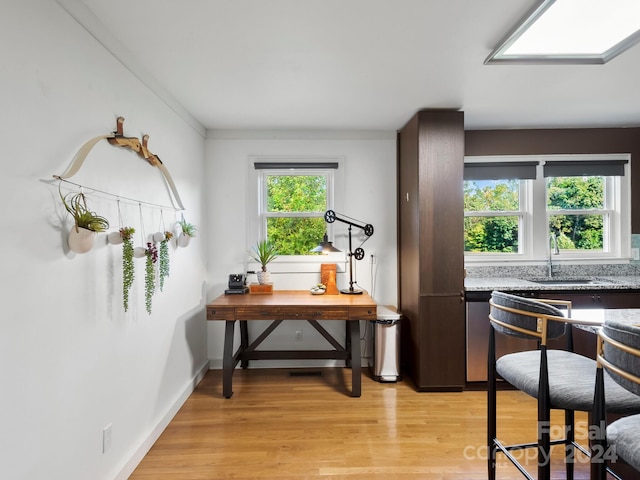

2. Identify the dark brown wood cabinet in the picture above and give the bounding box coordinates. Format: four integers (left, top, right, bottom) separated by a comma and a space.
398, 109, 466, 391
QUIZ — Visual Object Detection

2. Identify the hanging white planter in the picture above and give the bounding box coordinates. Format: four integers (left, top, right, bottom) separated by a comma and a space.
152, 231, 165, 243
177, 232, 191, 248
68, 226, 97, 254
133, 246, 147, 258
107, 231, 124, 245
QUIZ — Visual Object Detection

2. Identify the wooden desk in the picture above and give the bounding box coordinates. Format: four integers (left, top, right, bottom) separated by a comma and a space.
207, 290, 377, 398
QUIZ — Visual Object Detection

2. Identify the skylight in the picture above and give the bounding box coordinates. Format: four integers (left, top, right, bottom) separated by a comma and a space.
485, 0, 640, 64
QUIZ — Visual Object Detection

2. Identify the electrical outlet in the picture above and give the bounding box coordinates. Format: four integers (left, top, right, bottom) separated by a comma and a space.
103, 424, 112, 453
632, 248, 640, 260
295, 330, 303, 342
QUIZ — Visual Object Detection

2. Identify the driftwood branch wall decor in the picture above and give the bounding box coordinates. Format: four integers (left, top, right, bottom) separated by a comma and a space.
54, 116, 185, 210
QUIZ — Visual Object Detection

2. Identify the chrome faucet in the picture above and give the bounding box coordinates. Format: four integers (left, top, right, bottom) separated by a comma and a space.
548, 232, 560, 277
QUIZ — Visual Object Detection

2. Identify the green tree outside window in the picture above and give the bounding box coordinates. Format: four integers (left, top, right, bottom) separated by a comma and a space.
265, 174, 328, 255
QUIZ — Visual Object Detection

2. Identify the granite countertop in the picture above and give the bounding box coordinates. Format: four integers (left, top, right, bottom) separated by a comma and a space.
464, 275, 640, 292
570, 307, 640, 333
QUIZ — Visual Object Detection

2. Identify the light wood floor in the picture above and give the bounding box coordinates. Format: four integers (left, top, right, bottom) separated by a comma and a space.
130, 368, 597, 479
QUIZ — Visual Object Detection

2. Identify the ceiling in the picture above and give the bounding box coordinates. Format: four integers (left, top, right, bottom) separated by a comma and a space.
62, 0, 640, 132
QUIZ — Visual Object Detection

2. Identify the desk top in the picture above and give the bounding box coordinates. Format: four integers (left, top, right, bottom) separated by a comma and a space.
208, 290, 376, 308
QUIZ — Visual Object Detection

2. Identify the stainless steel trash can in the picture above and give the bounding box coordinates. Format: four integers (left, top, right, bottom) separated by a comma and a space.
370, 305, 401, 382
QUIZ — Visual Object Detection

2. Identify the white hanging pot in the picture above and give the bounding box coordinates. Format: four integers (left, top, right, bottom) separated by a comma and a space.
133, 246, 147, 258
107, 231, 124, 245
152, 231, 165, 243
177, 233, 191, 248
68, 226, 96, 254
257, 271, 270, 285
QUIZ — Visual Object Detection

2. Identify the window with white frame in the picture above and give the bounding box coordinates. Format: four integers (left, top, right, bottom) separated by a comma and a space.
464, 155, 630, 263
252, 160, 338, 256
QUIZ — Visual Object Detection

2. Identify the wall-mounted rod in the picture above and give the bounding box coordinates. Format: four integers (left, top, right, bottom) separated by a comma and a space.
53, 176, 182, 211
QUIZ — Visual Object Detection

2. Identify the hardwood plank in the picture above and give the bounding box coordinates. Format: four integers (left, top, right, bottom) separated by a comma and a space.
130, 369, 598, 479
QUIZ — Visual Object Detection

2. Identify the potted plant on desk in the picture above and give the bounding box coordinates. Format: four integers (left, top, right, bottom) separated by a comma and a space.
249, 240, 278, 285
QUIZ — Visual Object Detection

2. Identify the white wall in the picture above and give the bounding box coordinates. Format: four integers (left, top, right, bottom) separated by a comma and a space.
205, 131, 397, 368
1, 1, 207, 479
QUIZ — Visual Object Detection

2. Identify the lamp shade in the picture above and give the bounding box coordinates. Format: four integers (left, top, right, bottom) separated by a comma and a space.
311, 233, 342, 253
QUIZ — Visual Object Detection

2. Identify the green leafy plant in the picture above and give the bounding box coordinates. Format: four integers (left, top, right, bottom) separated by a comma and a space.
159, 231, 172, 291
249, 240, 278, 272
178, 218, 197, 237
145, 242, 158, 314
121, 227, 135, 312
59, 188, 109, 232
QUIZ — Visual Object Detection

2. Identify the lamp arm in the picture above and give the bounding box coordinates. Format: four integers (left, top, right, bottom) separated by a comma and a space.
324, 210, 374, 237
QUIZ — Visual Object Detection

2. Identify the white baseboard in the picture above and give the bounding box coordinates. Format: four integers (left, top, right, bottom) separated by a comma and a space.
114, 361, 210, 480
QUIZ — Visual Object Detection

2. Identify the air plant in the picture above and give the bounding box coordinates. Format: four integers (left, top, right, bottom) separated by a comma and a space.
120, 227, 135, 312
178, 218, 197, 237
159, 231, 172, 291
59, 188, 109, 232
145, 242, 158, 314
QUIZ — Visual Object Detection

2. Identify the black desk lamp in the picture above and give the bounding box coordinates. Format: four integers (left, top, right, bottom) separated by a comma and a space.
323, 210, 374, 294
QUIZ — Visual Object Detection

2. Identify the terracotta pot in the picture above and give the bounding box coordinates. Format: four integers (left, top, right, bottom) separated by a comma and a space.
68, 226, 96, 254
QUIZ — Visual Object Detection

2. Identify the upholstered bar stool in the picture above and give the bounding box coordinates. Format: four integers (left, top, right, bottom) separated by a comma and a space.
488, 291, 640, 480
593, 318, 640, 479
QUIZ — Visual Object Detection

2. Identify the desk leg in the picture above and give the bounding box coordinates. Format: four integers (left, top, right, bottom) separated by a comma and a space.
223, 320, 236, 398
240, 320, 249, 369
349, 320, 361, 397
345, 321, 351, 368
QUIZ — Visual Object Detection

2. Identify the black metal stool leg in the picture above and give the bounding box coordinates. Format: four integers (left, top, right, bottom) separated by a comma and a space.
538, 345, 551, 480
565, 410, 575, 480
488, 328, 497, 480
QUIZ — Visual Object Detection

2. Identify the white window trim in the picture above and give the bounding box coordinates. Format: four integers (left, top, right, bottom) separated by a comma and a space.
247, 156, 346, 273
464, 154, 631, 266
464, 179, 531, 260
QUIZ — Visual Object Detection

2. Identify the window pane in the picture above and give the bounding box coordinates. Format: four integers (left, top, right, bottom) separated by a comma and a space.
549, 214, 604, 251
464, 180, 519, 211
267, 217, 326, 255
266, 175, 326, 213
547, 176, 604, 210
464, 216, 519, 253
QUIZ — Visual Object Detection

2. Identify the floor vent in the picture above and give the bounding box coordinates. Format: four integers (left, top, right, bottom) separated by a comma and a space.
289, 370, 322, 377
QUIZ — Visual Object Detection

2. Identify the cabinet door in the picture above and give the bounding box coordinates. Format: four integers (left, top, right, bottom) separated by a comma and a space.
417, 110, 464, 294
416, 294, 465, 390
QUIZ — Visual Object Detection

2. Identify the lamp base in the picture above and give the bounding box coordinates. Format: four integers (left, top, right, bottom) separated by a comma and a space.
340, 288, 363, 295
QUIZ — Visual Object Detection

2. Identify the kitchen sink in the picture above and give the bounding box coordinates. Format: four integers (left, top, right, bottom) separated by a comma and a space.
527, 278, 615, 286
